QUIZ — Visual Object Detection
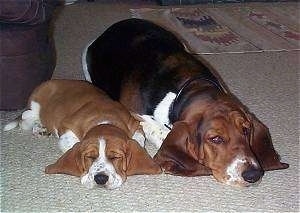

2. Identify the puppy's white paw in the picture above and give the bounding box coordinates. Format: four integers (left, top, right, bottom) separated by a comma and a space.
32, 122, 49, 136
20, 101, 41, 131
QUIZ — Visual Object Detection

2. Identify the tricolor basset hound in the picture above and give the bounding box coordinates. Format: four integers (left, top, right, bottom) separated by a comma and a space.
82, 18, 289, 187
4, 79, 161, 189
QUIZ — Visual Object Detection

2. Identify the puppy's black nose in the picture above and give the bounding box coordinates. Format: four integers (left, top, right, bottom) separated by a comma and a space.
242, 167, 264, 183
94, 173, 109, 185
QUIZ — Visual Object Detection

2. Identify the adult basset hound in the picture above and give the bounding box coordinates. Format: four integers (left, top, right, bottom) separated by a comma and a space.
4, 79, 161, 189
82, 18, 289, 187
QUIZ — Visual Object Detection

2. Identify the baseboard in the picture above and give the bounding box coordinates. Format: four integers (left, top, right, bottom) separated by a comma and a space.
158, 0, 297, 5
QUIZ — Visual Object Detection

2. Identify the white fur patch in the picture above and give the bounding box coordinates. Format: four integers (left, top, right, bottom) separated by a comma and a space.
226, 157, 246, 185
140, 115, 171, 149
81, 138, 123, 189
3, 121, 19, 131
225, 156, 261, 187
138, 92, 175, 149
53, 129, 59, 138
20, 101, 41, 131
58, 130, 80, 153
3, 101, 48, 136
250, 159, 259, 168
153, 92, 176, 125
32, 122, 48, 136
97, 120, 111, 125
132, 130, 145, 147
81, 39, 96, 83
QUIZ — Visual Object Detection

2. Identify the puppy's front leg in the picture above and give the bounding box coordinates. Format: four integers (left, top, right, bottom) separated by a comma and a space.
32, 122, 50, 136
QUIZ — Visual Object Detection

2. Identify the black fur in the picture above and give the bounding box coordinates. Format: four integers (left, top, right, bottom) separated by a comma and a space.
86, 18, 221, 121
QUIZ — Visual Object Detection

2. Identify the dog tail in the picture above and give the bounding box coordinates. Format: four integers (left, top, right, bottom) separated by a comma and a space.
3, 116, 21, 131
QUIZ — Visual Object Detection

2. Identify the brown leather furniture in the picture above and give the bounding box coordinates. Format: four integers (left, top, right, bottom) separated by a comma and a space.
0, 0, 59, 110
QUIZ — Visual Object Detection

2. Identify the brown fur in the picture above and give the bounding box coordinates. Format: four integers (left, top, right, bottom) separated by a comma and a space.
27, 80, 161, 178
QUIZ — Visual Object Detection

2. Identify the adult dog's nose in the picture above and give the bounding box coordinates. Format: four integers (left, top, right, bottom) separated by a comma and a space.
94, 173, 109, 185
242, 167, 264, 183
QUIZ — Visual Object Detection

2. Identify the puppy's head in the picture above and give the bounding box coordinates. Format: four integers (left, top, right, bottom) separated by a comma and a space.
45, 124, 161, 189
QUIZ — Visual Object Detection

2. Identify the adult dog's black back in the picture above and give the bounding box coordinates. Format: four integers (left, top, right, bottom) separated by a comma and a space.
86, 18, 216, 115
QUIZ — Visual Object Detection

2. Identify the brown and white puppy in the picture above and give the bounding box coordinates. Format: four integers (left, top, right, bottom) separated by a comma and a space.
4, 80, 161, 189
83, 19, 289, 187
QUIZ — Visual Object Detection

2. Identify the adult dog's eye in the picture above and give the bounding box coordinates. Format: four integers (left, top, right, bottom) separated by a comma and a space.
243, 127, 251, 136
209, 136, 224, 144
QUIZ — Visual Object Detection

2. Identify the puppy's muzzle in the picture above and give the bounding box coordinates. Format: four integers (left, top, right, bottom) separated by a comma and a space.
242, 167, 264, 183
94, 173, 109, 185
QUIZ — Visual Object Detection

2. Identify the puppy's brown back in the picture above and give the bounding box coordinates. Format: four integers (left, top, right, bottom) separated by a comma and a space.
29, 80, 138, 138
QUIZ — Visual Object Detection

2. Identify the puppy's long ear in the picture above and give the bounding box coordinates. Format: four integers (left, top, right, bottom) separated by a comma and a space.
154, 121, 211, 176
250, 116, 289, 171
45, 142, 98, 176
125, 139, 162, 176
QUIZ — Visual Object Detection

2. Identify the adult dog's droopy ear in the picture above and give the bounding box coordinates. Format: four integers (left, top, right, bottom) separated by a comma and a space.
154, 121, 211, 176
250, 115, 289, 171
45, 141, 99, 176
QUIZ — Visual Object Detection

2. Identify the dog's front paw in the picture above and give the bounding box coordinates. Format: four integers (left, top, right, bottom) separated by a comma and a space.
140, 115, 171, 148
32, 122, 49, 136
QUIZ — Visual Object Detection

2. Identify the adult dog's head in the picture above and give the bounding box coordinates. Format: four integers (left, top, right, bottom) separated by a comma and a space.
154, 99, 288, 187
46, 124, 161, 189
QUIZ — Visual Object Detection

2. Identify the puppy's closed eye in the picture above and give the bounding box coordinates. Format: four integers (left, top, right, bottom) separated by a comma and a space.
107, 152, 123, 161
85, 155, 97, 161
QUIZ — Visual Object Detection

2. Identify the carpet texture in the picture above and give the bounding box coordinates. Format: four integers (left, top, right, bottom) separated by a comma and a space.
131, 4, 300, 53
1, 1, 299, 212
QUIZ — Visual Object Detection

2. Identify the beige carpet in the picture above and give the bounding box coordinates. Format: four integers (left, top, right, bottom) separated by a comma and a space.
1, 1, 299, 212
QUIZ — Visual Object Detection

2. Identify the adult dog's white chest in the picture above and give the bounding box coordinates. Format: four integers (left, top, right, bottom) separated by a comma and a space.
140, 92, 176, 149
153, 92, 176, 126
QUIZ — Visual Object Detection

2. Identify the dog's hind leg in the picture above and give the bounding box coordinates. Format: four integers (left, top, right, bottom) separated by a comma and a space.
3, 101, 43, 133
19, 101, 42, 132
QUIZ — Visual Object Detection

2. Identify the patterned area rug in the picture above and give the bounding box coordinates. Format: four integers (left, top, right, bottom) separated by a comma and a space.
131, 3, 300, 53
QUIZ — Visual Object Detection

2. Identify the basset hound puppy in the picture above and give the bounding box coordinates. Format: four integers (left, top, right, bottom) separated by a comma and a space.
4, 79, 161, 189
82, 18, 289, 187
